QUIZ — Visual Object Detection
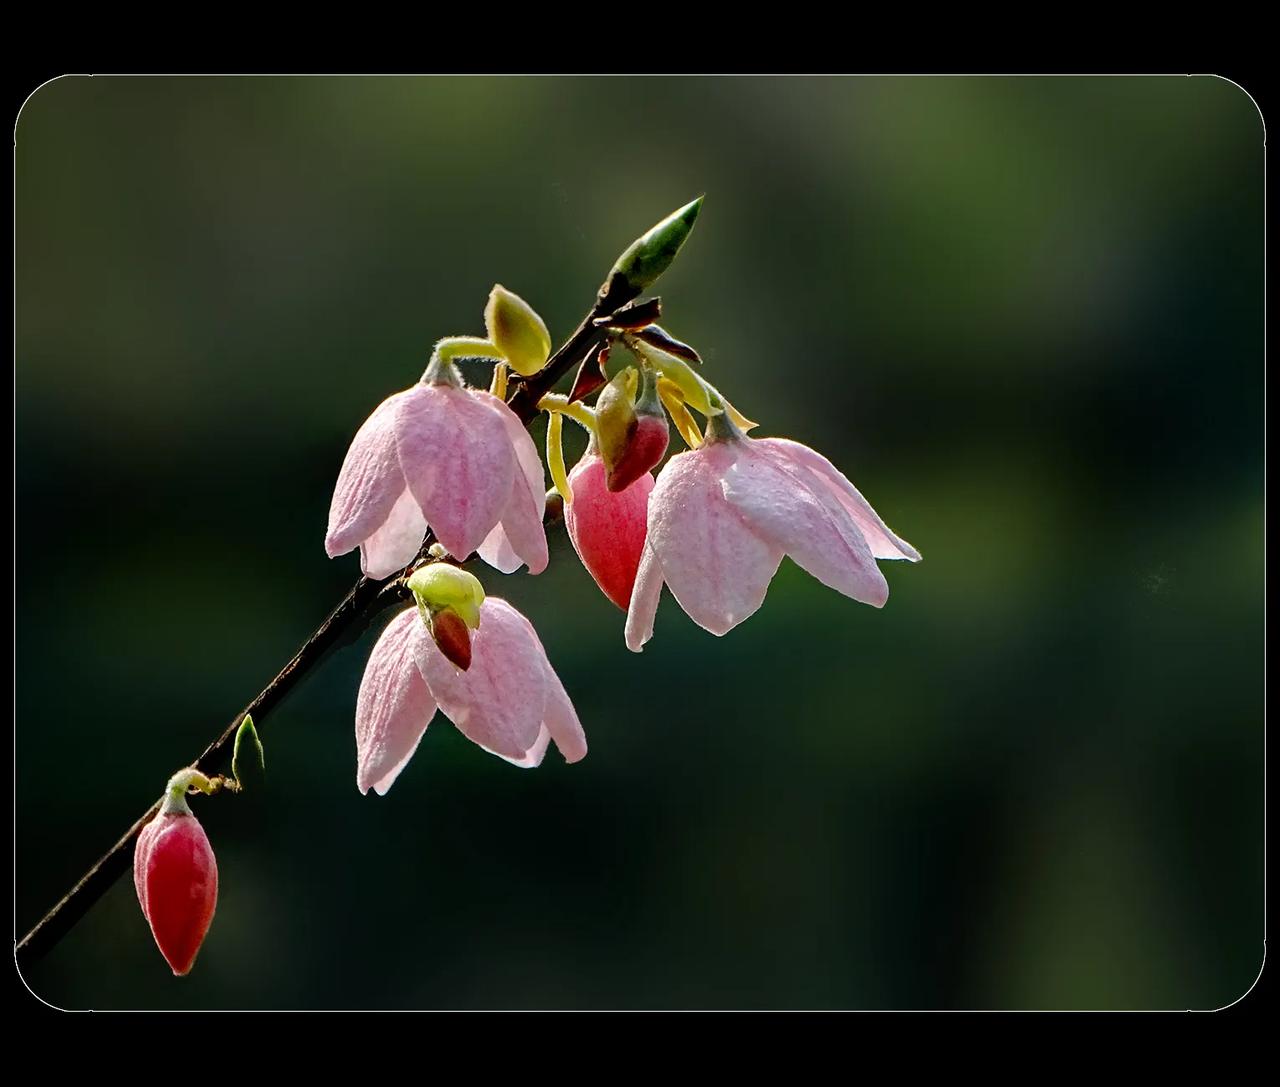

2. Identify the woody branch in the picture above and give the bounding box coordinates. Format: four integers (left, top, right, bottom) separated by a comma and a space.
15, 232, 654, 969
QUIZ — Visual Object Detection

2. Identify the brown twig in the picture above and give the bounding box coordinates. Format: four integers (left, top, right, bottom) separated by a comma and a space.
15, 269, 639, 970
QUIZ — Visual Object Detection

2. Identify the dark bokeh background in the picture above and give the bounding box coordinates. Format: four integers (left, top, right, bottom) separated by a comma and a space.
15, 76, 1263, 1010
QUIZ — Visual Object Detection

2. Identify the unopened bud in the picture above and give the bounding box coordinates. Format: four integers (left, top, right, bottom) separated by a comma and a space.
135, 775, 219, 976
544, 487, 565, 525
564, 451, 654, 611
428, 606, 472, 671
605, 366, 669, 492
604, 196, 703, 303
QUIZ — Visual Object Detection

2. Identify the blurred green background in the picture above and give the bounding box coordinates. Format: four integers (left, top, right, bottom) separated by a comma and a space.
15, 76, 1263, 1010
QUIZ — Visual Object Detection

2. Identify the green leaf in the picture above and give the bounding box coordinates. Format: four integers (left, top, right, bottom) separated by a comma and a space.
232, 714, 266, 790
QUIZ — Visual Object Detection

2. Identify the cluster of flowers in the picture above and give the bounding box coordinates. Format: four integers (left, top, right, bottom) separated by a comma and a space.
329, 285, 921, 792
128, 201, 919, 977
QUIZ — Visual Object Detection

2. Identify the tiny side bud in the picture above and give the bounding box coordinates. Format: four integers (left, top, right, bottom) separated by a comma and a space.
544, 487, 565, 525
232, 714, 266, 791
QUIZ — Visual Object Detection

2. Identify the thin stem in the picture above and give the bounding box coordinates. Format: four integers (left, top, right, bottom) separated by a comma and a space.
538, 393, 598, 434
546, 411, 572, 502
16, 255, 644, 971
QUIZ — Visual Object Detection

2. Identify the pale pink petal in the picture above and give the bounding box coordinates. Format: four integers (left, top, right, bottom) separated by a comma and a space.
472, 391, 547, 511
721, 444, 889, 608
647, 445, 784, 636
414, 596, 546, 761
134, 818, 161, 923
472, 391, 548, 574
326, 392, 411, 559
502, 602, 588, 763
474, 475, 548, 576
757, 437, 921, 562
624, 539, 665, 653
476, 522, 524, 575
488, 726, 551, 769
359, 487, 428, 580
394, 384, 516, 561
541, 665, 587, 763
495, 484, 549, 574
356, 608, 437, 796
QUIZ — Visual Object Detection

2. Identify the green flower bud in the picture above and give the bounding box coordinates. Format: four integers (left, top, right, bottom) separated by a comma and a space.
605, 197, 703, 300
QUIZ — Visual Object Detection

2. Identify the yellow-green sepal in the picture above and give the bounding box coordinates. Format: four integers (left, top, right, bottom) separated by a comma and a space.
484, 285, 551, 377
407, 563, 485, 629
594, 366, 639, 472
628, 337, 757, 432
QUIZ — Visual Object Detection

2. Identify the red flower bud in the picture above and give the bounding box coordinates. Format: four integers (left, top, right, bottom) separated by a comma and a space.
564, 452, 654, 610
606, 412, 669, 493
428, 606, 473, 671
594, 365, 670, 494
134, 804, 218, 976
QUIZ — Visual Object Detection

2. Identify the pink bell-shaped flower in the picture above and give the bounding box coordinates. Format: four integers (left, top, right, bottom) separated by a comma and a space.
625, 415, 920, 651
355, 596, 587, 795
563, 447, 653, 611
326, 359, 547, 579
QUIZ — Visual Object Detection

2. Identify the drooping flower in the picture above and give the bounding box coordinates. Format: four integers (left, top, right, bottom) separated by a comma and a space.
563, 448, 653, 611
355, 596, 586, 795
325, 359, 547, 579
625, 415, 920, 651
134, 779, 219, 977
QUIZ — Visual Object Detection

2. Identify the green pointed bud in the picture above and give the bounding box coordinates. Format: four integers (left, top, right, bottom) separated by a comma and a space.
605, 197, 703, 301
484, 284, 551, 377
595, 366, 640, 476
407, 563, 485, 630
231, 714, 266, 791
